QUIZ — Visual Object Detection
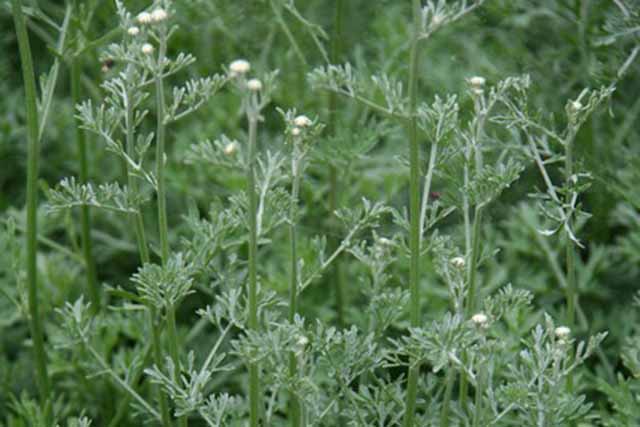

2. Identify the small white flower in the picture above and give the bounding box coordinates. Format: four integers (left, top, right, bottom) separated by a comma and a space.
151, 8, 168, 23
570, 100, 583, 112
291, 127, 302, 137
141, 43, 154, 55
451, 256, 466, 269
229, 59, 251, 76
555, 326, 571, 340
469, 76, 486, 87
247, 79, 263, 92
294, 115, 312, 128
432, 14, 445, 26
223, 142, 238, 155
296, 335, 309, 349
378, 237, 393, 246
137, 11, 152, 24
127, 26, 140, 36
471, 312, 489, 328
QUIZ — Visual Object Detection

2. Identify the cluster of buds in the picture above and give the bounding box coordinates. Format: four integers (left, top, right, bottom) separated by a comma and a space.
228, 59, 263, 93
291, 115, 312, 137
554, 326, 571, 343
450, 256, 466, 269
137, 7, 168, 25
471, 312, 489, 329
468, 76, 486, 96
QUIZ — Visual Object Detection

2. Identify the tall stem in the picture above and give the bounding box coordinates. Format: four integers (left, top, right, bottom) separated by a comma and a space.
402, 1, 423, 426
156, 36, 170, 265
247, 114, 261, 427
564, 133, 576, 326
288, 155, 302, 427
329, 0, 345, 327
71, 3, 100, 312
440, 369, 455, 427
12, 0, 51, 405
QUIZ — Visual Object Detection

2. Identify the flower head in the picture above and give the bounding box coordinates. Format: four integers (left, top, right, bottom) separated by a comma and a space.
291, 127, 302, 137
247, 79, 263, 92
151, 8, 168, 23
451, 256, 466, 269
128, 26, 140, 36
555, 326, 571, 340
141, 43, 154, 55
224, 142, 238, 155
294, 115, 312, 128
471, 312, 489, 328
137, 11, 152, 24
229, 59, 251, 77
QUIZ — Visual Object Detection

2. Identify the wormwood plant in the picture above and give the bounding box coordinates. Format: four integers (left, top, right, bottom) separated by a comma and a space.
3, 0, 640, 426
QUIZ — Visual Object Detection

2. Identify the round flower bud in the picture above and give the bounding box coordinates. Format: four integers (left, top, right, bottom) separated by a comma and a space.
291, 127, 302, 137
247, 79, 263, 92
151, 8, 168, 23
141, 43, 154, 55
296, 335, 309, 347
128, 26, 140, 36
432, 14, 444, 26
378, 237, 393, 246
450, 256, 466, 269
223, 142, 238, 155
469, 76, 486, 88
471, 312, 489, 328
293, 115, 312, 128
137, 12, 152, 24
555, 326, 571, 340
229, 59, 251, 76
570, 100, 583, 112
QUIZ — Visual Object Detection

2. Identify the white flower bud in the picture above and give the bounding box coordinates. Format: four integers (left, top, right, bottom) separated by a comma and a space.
296, 335, 309, 347
471, 312, 489, 328
151, 8, 168, 23
229, 59, 251, 76
293, 115, 312, 128
141, 43, 154, 55
247, 79, 263, 91
450, 256, 466, 269
137, 12, 152, 24
432, 14, 444, 26
555, 326, 571, 340
378, 237, 393, 246
291, 127, 302, 137
469, 76, 486, 88
223, 142, 238, 155
127, 26, 140, 36
570, 100, 583, 112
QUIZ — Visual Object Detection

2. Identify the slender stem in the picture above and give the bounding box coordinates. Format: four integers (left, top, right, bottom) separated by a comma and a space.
419, 141, 439, 241
12, 0, 51, 405
465, 206, 483, 316
156, 35, 170, 265
440, 369, 455, 427
564, 133, 576, 327
71, 4, 100, 312
329, 0, 345, 327
151, 310, 173, 427
289, 153, 302, 427
402, 1, 423, 426
155, 31, 185, 427
247, 113, 261, 427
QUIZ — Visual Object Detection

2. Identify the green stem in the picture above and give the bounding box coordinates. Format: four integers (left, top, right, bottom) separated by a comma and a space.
565, 134, 576, 327
151, 310, 173, 427
247, 113, 261, 427
440, 369, 455, 427
465, 206, 483, 316
402, 1, 423, 426
329, 0, 345, 327
12, 0, 51, 405
71, 6, 100, 312
156, 36, 170, 265
289, 153, 302, 427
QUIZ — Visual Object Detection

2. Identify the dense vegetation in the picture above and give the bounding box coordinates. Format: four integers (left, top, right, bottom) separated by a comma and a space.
1, 0, 640, 426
